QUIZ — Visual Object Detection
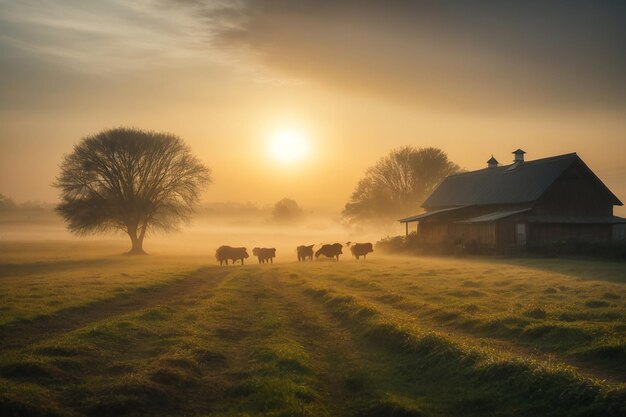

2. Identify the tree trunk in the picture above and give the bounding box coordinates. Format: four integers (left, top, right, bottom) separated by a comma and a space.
127, 228, 146, 255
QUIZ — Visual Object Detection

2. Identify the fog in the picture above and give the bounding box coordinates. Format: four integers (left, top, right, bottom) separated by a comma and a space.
0, 209, 395, 262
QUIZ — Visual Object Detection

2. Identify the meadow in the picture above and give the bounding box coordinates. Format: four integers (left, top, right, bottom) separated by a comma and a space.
0, 236, 625, 417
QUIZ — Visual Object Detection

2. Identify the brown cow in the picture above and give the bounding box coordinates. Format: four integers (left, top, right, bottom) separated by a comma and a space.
253, 247, 276, 264
297, 244, 314, 261
215, 245, 249, 266
349, 242, 374, 260
315, 243, 343, 260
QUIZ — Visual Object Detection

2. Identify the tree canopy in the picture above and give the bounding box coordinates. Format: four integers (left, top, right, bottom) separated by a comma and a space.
343, 147, 460, 224
55, 128, 211, 253
0, 193, 17, 210
271, 198, 304, 223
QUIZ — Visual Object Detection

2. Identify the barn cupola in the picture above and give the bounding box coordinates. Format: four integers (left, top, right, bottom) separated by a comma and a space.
487, 155, 499, 168
512, 149, 526, 163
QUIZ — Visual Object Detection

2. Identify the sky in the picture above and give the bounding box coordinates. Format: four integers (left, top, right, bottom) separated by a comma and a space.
1, 0, 625, 215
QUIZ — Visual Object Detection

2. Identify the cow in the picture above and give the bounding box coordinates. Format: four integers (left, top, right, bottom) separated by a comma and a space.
348, 242, 374, 260
215, 246, 249, 266
315, 243, 343, 260
297, 244, 314, 262
253, 247, 276, 264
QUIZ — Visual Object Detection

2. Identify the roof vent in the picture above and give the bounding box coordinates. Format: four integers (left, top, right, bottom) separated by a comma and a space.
512, 149, 526, 163
487, 155, 499, 168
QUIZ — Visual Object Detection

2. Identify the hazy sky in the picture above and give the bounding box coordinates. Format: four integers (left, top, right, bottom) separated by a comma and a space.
1, 0, 625, 214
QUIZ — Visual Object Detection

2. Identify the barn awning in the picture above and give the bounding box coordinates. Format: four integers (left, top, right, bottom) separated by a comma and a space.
527, 215, 626, 224
398, 206, 466, 223
456, 208, 531, 224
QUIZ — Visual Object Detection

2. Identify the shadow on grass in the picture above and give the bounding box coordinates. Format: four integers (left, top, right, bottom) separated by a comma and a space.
492, 257, 626, 283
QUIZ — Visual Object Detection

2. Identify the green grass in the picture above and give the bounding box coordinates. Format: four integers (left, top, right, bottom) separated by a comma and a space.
1, 244, 625, 416
0, 243, 207, 327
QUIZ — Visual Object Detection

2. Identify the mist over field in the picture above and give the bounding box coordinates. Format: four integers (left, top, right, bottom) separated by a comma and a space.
1, 1, 625, 416
0, 206, 390, 261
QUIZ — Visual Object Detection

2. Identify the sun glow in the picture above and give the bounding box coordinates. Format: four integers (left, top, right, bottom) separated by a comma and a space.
269, 129, 309, 163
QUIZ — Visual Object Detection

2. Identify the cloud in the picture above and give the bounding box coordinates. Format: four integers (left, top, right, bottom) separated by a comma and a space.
1, 0, 624, 113
192, 0, 626, 113
0, 0, 224, 73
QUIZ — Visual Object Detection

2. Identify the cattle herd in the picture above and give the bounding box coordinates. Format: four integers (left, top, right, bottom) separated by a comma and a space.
215, 242, 374, 265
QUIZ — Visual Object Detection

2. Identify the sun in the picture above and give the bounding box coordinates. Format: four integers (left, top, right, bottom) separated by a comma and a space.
269, 129, 309, 163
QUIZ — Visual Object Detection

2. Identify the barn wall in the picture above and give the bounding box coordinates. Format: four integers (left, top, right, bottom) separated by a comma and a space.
529, 223, 612, 243
417, 205, 526, 247
535, 163, 614, 216
418, 222, 449, 243
452, 223, 496, 247
496, 221, 517, 248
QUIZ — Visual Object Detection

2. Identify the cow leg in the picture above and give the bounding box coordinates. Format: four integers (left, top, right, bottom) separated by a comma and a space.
241, 258, 245, 266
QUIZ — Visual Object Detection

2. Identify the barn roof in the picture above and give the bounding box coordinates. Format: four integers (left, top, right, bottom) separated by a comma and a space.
456, 208, 531, 223
422, 153, 622, 209
398, 206, 465, 223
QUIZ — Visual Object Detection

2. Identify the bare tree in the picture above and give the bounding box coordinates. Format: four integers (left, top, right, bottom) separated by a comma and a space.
55, 128, 211, 254
343, 147, 459, 223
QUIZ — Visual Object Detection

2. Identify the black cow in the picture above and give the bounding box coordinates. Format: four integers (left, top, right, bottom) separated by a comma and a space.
349, 242, 374, 260
297, 245, 314, 261
253, 247, 276, 264
215, 246, 249, 266
315, 243, 343, 260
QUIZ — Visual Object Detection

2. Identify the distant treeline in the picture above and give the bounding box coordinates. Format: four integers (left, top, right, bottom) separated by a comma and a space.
0, 194, 54, 210
197, 201, 265, 217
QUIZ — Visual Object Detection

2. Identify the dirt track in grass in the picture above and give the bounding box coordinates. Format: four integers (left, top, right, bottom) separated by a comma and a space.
311, 269, 626, 385
1, 256, 624, 417
0, 267, 228, 350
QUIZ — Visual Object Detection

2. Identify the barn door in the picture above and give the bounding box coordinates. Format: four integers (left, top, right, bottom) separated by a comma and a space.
516, 223, 527, 246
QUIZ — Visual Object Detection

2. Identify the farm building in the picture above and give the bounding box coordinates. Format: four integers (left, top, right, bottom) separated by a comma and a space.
399, 150, 626, 254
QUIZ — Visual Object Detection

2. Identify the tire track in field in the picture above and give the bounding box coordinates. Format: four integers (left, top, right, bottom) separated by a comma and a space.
204, 269, 336, 417
263, 270, 435, 416
259, 271, 356, 416
294, 273, 626, 417
317, 274, 626, 385
0, 266, 229, 351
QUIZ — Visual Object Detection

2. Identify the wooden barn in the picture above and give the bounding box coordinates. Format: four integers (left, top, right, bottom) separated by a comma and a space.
399, 150, 626, 254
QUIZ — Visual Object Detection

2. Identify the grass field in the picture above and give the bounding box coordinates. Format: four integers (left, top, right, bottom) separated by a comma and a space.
1, 241, 625, 416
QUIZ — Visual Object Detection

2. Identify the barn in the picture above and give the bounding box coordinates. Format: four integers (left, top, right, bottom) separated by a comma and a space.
399, 150, 626, 254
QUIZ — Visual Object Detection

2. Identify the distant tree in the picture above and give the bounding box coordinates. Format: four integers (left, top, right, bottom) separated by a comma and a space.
343, 147, 460, 223
55, 128, 211, 254
0, 193, 17, 210
271, 198, 303, 223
